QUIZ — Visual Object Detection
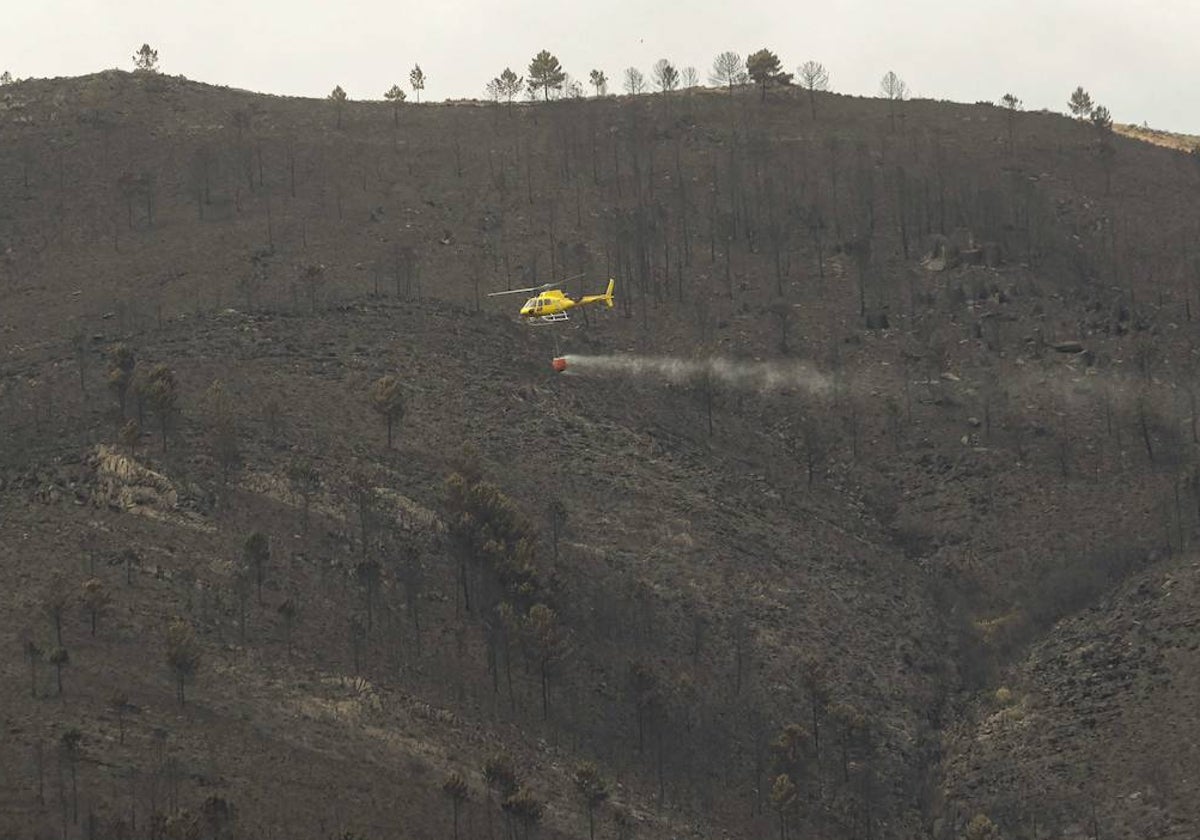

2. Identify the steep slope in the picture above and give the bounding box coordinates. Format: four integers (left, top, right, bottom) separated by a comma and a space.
2, 69, 1200, 840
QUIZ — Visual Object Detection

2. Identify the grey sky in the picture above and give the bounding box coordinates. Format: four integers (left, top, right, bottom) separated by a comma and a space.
5, 0, 1198, 134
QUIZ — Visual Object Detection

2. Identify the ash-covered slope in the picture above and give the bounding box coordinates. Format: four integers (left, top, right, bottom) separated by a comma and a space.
2, 68, 1200, 840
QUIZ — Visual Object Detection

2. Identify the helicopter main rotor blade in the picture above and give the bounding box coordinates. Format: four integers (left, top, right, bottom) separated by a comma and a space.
486, 282, 560, 297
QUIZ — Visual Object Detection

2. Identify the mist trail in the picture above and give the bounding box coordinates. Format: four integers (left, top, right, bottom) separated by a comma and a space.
561, 354, 835, 396
560, 352, 1157, 414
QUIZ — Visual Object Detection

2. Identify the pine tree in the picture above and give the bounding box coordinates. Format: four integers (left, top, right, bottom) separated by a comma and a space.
1068, 85, 1094, 119
527, 50, 566, 101
384, 84, 406, 126
747, 49, 790, 101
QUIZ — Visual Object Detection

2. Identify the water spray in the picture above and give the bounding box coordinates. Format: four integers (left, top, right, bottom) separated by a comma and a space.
552, 354, 832, 395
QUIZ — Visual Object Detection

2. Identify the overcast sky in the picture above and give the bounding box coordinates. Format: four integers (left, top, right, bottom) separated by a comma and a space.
4, 0, 1198, 134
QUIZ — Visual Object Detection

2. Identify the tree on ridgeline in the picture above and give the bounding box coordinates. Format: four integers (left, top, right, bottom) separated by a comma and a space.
798, 60, 829, 119
880, 70, 909, 130
747, 49, 790, 101
589, 69, 608, 96
410, 64, 426, 102
328, 85, 348, 129
710, 51, 744, 93
652, 59, 679, 94
498, 67, 523, 109
623, 67, 646, 95
1000, 92, 1022, 153
1091, 104, 1116, 193
528, 50, 566, 101
384, 84, 406, 126
1068, 85, 1094, 119
132, 44, 159, 73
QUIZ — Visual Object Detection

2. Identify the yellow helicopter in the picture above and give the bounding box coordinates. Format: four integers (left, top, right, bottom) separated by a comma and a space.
488, 277, 615, 324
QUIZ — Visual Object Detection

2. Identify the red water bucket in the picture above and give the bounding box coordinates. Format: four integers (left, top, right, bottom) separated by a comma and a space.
551, 357, 568, 373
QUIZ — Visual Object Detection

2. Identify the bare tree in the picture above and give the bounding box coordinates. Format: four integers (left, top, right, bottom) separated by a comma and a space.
623, 67, 646, 95
879, 71, 909, 130
710, 51, 744, 94
681, 66, 699, 89
652, 59, 679, 94
798, 60, 829, 120
879, 70, 908, 100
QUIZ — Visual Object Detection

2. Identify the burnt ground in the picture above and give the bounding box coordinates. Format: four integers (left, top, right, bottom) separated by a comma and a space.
2, 70, 1200, 839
